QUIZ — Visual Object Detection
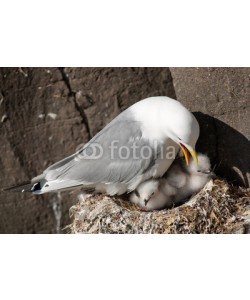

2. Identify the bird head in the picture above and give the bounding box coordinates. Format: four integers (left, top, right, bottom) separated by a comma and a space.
166, 105, 200, 166
132, 97, 200, 166
187, 153, 214, 178
134, 179, 160, 205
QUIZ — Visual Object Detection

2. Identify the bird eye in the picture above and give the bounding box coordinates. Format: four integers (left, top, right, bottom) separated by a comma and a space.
197, 170, 201, 173
151, 192, 155, 196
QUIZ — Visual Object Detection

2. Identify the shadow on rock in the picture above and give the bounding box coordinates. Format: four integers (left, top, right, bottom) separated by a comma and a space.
193, 112, 250, 188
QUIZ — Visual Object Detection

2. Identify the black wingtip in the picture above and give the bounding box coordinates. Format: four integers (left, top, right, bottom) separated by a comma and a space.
2, 182, 34, 193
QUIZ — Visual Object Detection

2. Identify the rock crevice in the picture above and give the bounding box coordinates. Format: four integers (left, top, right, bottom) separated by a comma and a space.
58, 67, 92, 140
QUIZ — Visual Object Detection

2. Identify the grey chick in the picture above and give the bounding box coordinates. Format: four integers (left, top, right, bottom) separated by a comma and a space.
129, 153, 214, 211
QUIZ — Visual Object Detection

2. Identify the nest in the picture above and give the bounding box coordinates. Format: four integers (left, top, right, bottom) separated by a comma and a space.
67, 179, 250, 234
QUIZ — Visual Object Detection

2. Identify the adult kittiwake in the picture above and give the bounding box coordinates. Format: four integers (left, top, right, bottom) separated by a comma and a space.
130, 153, 214, 211
5, 96, 200, 195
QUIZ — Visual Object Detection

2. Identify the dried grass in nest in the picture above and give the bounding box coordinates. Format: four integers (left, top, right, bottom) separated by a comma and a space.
67, 179, 250, 234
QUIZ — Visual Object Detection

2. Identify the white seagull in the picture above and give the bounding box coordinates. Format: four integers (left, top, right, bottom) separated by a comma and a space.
5, 96, 200, 196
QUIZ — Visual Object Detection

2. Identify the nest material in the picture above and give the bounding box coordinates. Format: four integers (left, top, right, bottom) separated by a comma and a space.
67, 179, 250, 234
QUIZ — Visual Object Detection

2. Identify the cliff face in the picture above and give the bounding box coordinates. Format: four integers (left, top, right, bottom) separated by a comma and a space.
0, 68, 249, 233
0, 67, 175, 233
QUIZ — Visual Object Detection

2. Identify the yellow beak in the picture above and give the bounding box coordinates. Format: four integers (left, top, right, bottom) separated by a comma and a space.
180, 144, 198, 166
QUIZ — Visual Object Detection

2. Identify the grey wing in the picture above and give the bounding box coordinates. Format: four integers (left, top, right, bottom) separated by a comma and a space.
43, 119, 158, 186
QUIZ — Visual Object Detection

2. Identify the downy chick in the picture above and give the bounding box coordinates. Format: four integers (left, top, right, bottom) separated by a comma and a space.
129, 179, 177, 211
129, 153, 214, 211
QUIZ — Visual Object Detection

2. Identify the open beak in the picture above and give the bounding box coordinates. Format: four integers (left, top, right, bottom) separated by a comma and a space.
180, 143, 198, 166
